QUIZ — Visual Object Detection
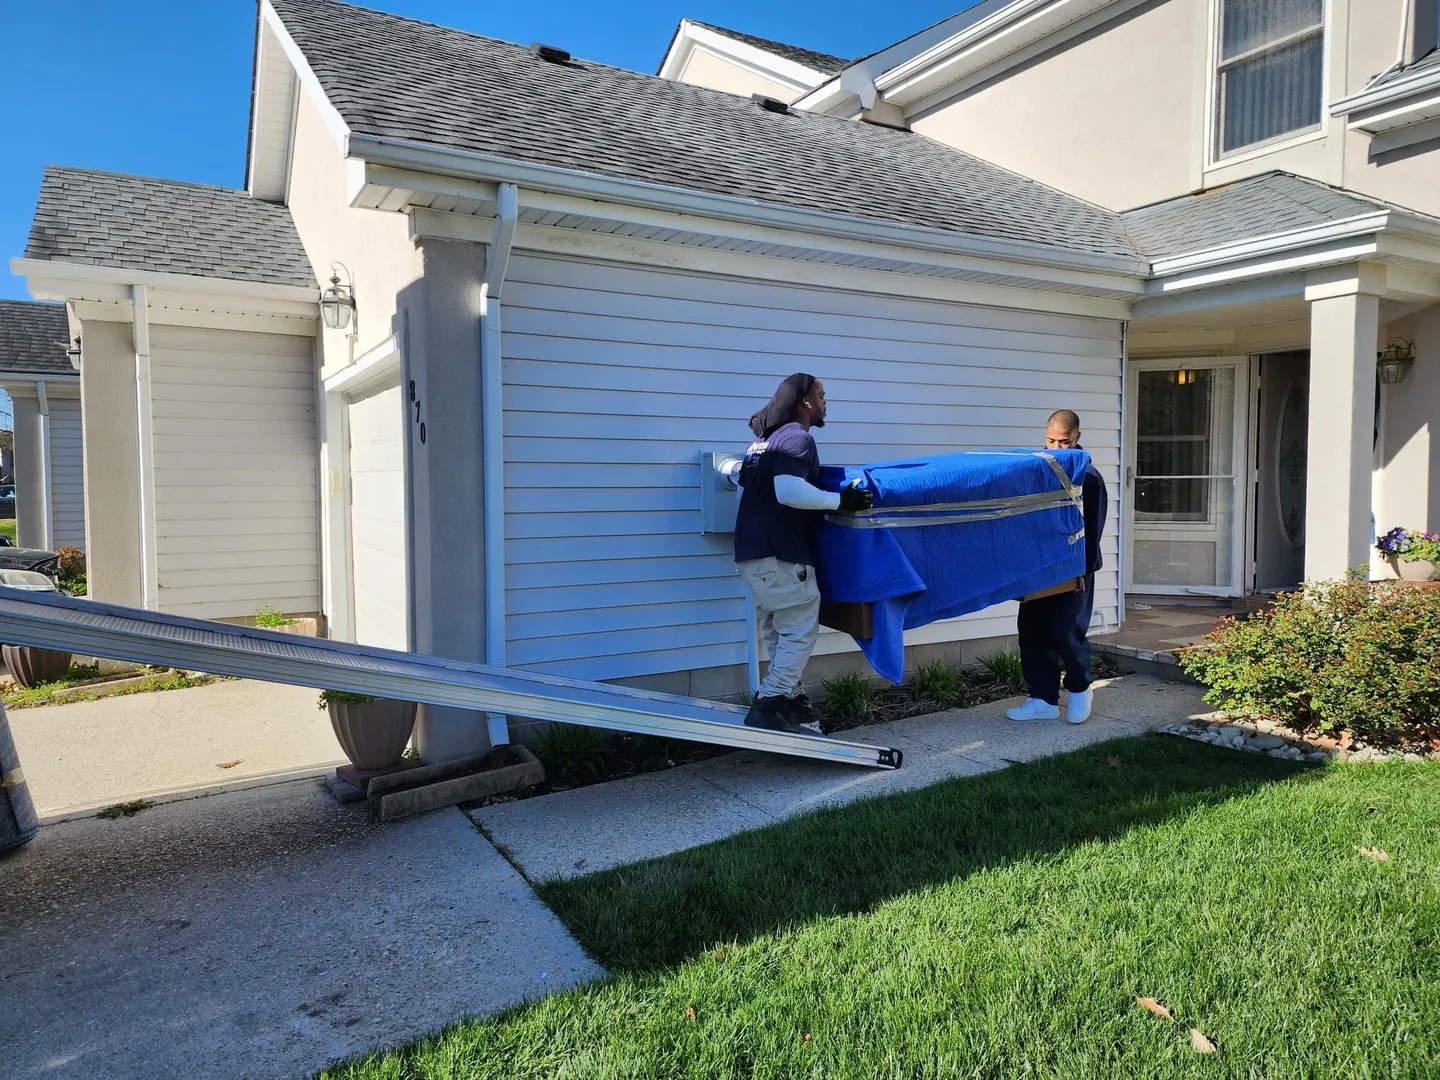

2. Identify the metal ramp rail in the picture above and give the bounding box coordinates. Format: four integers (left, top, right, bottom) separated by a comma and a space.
0, 589, 902, 769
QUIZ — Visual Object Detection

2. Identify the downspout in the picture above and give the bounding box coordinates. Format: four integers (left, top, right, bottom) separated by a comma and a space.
35, 380, 52, 551
133, 285, 159, 610
480, 182, 518, 747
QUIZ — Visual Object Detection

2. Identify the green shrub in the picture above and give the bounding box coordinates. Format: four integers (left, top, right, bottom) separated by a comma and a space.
255, 605, 294, 629
536, 722, 608, 782
317, 689, 378, 709
910, 660, 962, 707
822, 672, 879, 724
979, 651, 1026, 693
1180, 576, 1440, 740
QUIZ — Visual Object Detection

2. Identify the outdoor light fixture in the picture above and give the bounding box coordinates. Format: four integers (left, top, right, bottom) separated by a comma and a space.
320, 263, 355, 331
1166, 367, 1197, 386
1376, 337, 1416, 384
62, 336, 81, 368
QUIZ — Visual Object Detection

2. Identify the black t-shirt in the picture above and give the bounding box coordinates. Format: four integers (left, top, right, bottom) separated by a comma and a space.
1081, 458, 1108, 576
733, 422, 823, 567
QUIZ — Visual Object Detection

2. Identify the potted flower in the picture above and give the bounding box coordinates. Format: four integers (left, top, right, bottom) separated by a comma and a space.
1375, 526, 1440, 581
0, 568, 73, 687
318, 689, 417, 771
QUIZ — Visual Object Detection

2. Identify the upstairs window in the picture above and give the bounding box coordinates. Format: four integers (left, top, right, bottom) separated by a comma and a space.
1216, 0, 1325, 155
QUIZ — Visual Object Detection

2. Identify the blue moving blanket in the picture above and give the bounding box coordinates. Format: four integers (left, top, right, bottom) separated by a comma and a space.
814, 449, 1091, 683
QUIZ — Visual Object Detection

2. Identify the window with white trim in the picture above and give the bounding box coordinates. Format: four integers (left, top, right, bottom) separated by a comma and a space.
1215, 0, 1324, 156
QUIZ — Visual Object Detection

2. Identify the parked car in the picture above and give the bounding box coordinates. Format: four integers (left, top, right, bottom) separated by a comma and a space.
0, 544, 61, 585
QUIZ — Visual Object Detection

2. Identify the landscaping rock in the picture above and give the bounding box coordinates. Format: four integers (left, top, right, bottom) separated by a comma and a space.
1218, 726, 1246, 741
1267, 748, 1291, 759
1254, 719, 1277, 733
1350, 748, 1375, 763
1306, 751, 1331, 763
1247, 734, 1286, 751
1404, 752, 1424, 763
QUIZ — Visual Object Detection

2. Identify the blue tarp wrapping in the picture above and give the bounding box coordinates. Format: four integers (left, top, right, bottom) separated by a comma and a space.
814, 449, 1091, 683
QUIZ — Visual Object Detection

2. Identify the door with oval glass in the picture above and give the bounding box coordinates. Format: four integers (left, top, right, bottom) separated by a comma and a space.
1124, 358, 1250, 595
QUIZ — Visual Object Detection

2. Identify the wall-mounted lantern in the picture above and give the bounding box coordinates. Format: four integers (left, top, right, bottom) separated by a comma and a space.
62, 336, 81, 370
320, 263, 356, 331
1376, 338, 1416, 384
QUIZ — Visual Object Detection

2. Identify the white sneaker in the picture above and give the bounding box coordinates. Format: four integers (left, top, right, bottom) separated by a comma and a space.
1067, 688, 1093, 724
1007, 698, 1059, 722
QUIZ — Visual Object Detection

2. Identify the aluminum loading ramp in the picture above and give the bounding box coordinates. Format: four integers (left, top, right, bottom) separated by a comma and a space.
0, 589, 902, 769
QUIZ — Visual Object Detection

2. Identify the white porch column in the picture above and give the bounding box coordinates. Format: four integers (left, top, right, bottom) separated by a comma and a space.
1304, 268, 1381, 581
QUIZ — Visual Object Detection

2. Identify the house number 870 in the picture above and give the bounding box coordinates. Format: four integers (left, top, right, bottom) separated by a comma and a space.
408, 379, 426, 445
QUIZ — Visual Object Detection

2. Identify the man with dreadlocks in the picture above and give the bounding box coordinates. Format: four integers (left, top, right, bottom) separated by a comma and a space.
734, 373, 873, 733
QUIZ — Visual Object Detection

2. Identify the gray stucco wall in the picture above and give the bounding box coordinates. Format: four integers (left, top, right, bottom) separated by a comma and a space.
400, 237, 492, 761
78, 320, 142, 606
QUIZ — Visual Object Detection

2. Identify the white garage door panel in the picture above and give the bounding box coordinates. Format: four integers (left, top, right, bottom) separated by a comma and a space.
347, 381, 407, 650
149, 325, 319, 620
503, 253, 1124, 681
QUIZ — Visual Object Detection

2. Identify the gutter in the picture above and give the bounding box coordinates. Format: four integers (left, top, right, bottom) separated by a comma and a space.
480, 182, 518, 749
1331, 62, 1440, 120
133, 285, 159, 610
347, 132, 1148, 278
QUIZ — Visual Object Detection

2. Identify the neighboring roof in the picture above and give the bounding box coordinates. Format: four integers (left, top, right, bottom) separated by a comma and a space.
1371, 46, 1440, 88
1121, 173, 1413, 261
0, 300, 73, 378
686, 21, 848, 75
25, 166, 316, 288
269, 0, 1137, 260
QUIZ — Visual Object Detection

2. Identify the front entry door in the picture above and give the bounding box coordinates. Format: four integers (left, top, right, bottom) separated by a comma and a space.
1124, 358, 1250, 596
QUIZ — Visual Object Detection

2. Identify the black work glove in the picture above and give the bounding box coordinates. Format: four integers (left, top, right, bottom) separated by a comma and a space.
838, 482, 874, 513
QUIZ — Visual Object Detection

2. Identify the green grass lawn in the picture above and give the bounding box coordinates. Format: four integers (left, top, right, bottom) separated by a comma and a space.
323, 736, 1439, 1079
0, 520, 15, 544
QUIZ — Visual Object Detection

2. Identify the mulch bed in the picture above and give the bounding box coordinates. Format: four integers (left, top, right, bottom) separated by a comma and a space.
466, 653, 1125, 810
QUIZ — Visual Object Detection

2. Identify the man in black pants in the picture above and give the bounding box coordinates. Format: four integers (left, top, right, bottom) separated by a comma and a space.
1007, 409, 1109, 724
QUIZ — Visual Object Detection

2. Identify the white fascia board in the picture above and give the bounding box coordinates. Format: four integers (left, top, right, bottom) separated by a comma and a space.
791, 76, 855, 114
348, 133, 1147, 279
10, 258, 320, 306
1368, 115, 1440, 154
1145, 236, 1384, 296
0, 371, 78, 389
1131, 272, 1306, 321
1146, 213, 1393, 279
243, 7, 267, 195
1343, 90, 1440, 135
660, 22, 831, 94
877, 0, 1118, 107
259, 0, 350, 154
322, 334, 399, 393
1331, 66, 1440, 122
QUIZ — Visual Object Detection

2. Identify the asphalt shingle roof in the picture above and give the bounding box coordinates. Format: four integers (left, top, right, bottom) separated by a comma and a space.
269, 0, 1137, 261
1372, 46, 1440, 88
1121, 172, 1403, 261
688, 21, 849, 75
0, 300, 73, 378
25, 166, 316, 288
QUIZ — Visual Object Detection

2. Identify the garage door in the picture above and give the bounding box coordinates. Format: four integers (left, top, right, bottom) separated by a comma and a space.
150, 325, 319, 620
347, 380, 408, 650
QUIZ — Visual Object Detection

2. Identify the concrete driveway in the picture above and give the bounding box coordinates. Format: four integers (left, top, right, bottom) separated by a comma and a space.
7, 678, 347, 819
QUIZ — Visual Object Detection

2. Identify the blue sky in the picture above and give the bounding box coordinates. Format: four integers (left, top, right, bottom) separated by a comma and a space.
0, 0, 975, 301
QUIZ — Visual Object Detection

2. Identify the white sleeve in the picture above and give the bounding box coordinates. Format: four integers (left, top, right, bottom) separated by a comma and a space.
774, 473, 842, 511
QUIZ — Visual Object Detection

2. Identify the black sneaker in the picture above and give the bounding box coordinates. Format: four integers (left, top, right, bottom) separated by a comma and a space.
784, 694, 825, 733
743, 696, 807, 733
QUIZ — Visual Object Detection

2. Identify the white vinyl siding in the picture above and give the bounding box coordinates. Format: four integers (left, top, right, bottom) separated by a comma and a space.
346, 380, 408, 650
502, 254, 1123, 682
149, 325, 319, 619
47, 396, 85, 551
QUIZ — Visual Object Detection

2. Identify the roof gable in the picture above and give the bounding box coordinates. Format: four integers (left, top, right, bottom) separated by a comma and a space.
685, 21, 848, 76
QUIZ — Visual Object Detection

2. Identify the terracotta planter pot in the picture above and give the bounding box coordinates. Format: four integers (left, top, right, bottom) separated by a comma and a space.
1389, 557, 1439, 582
326, 698, 417, 770
2, 645, 73, 689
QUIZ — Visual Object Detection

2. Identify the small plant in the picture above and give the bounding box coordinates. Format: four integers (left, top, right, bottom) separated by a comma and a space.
401, 745, 422, 763
1375, 526, 1440, 564
910, 660, 962, 707
979, 651, 1026, 693
318, 689, 378, 709
255, 605, 295, 629
55, 545, 85, 577
98, 799, 155, 819
536, 722, 608, 782
822, 672, 879, 724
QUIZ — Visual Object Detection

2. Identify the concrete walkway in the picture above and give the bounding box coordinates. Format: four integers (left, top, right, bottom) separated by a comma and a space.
0, 779, 602, 1080
7, 678, 347, 819
474, 675, 1214, 881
